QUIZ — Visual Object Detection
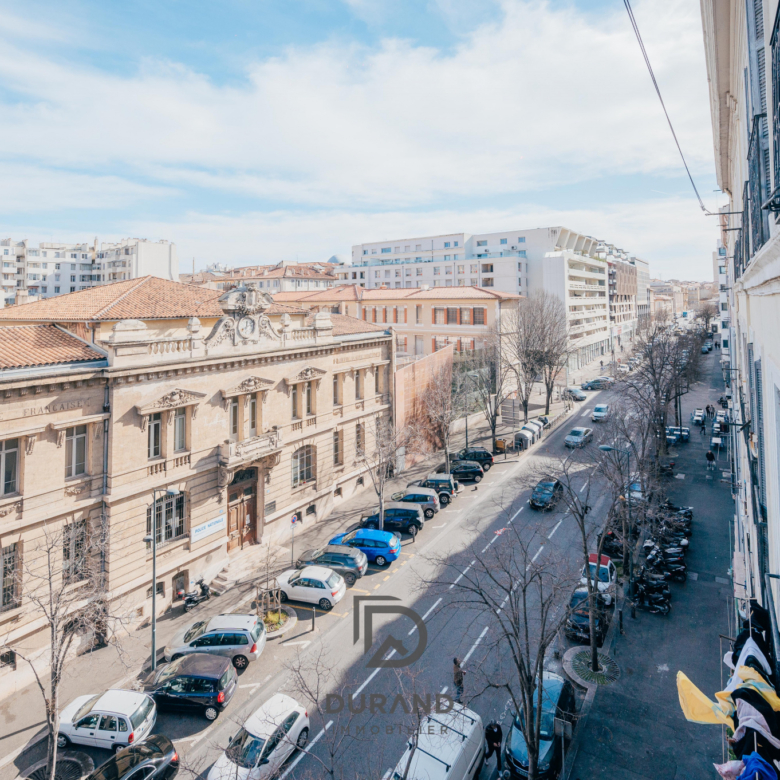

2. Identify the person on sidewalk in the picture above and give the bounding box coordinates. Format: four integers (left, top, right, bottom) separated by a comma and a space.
453, 657, 466, 703
484, 721, 503, 772
706, 450, 716, 470
700, 422, 707, 436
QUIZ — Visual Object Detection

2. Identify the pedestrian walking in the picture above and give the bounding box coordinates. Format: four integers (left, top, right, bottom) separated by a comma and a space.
453, 657, 465, 703
700, 422, 706, 436
485, 721, 503, 772
600, 360, 604, 369
706, 450, 716, 470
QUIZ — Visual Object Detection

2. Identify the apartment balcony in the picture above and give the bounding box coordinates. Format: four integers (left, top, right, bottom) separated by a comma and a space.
568, 282, 606, 292
218, 429, 283, 470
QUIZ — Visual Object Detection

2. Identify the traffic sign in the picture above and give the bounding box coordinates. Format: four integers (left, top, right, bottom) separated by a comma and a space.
291, 514, 299, 525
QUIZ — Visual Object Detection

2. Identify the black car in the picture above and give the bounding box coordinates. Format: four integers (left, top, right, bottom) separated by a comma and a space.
407, 474, 459, 506
361, 502, 425, 537
529, 479, 562, 510
142, 653, 237, 721
436, 460, 484, 483
86, 736, 179, 780
296, 544, 368, 585
456, 447, 494, 471
564, 588, 608, 645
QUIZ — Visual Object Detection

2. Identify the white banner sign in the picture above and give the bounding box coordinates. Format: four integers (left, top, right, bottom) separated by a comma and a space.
191, 514, 226, 544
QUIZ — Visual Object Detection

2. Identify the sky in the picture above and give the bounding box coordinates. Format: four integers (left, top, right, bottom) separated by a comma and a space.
0, 0, 722, 279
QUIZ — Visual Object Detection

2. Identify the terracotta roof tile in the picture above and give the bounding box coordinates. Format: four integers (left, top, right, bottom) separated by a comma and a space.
274, 285, 521, 303
0, 325, 106, 370
303, 312, 388, 336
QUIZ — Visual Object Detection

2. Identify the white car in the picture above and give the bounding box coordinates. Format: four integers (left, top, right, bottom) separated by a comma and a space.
591, 404, 610, 422
277, 565, 346, 611
580, 554, 617, 605
208, 694, 310, 780
57, 689, 156, 752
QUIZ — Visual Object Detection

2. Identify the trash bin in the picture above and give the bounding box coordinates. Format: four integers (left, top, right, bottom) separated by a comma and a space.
495, 439, 507, 453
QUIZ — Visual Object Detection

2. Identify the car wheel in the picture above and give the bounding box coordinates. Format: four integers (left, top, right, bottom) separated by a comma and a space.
344, 573, 357, 586
233, 655, 248, 670
171, 653, 183, 662
204, 706, 219, 721
115, 744, 126, 754
366, 521, 378, 529
375, 555, 387, 567
56, 734, 70, 749
279, 590, 289, 602
297, 727, 310, 749
424, 508, 434, 519
482, 463, 491, 472
408, 525, 418, 538
439, 494, 450, 506
474, 474, 482, 483
318, 598, 333, 611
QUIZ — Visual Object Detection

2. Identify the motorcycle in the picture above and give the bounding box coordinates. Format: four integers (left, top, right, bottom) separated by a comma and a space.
633, 585, 671, 615
659, 462, 676, 477
646, 555, 687, 582
644, 541, 686, 558
179, 578, 211, 612
661, 500, 693, 519
634, 575, 671, 599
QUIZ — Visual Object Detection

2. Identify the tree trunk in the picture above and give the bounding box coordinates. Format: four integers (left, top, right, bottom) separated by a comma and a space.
587, 577, 599, 673
544, 382, 554, 415
46, 682, 59, 780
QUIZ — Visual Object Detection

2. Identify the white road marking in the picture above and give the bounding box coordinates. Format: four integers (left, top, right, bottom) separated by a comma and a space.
283, 640, 312, 649
449, 561, 475, 589
279, 720, 334, 780
532, 546, 543, 562
440, 686, 449, 694
508, 506, 524, 523
432, 523, 447, 528
409, 597, 443, 635
462, 626, 489, 664
579, 482, 588, 493
548, 519, 563, 539
581, 408, 591, 417
239, 682, 263, 689
354, 648, 397, 696
173, 735, 201, 743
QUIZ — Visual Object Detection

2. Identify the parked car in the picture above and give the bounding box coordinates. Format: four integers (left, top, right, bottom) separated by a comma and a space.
564, 387, 587, 402
57, 690, 157, 751
277, 566, 346, 611
617, 364, 630, 375
296, 545, 367, 585
407, 474, 459, 506
389, 703, 484, 780
504, 672, 576, 778
142, 653, 237, 722
456, 447, 494, 471
580, 554, 617, 604
361, 502, 424, 537
437, 460, 485, 483
329, 528, 401, 567
529, 479, 563, 510
565, 588, 608, 645
591, 404, 610, 422
701, 344, 709, 354
207, 694, 309, 780
390, 487, 440, 518
581, 378, 608, 391
564, 427, 593, 448
164, 614, 266, 670
83, 736, 179, 780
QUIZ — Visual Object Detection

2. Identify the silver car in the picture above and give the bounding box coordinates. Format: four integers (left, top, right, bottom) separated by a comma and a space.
164, 613, 266, 670
564, 427, 593, 448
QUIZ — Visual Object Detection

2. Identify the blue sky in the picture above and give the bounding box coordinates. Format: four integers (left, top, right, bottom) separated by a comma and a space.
0, 0, 721, 278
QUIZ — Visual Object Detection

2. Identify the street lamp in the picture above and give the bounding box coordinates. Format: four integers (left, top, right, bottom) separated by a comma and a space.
598, 445, 633, 597
144, 486, 181, 671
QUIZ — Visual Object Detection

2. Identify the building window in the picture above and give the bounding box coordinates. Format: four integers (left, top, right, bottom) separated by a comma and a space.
473, 308, 486, 325
460, 308, 472, 325
333, 430, 343, 466
500, 238, 507, 245
444, 242, 451, 248
416, 305, 423, 324
292, 446, 315, 488
356, 423, 364, 453
333, 374, 341, 405
146, 493, 187, 547
518, 237, 526, 243
445, 265, 452, 273
1, 543, 19, 612
148, 413, 162, 458
476, 240, 487, 247
355, 371, 362, 399
470, 264, 478, 273
457, 265, 465, 274
433, 308, 445, 324
63, 519, 88, 585
249, 396, 258, 437
305, 382, 314, 416
416, 268, 422, 276
454, 241, 459, 247
381, 247, 391, 254
481, 264, 493, 273
174, 408, 187, 451
375, 367, 381, 394
447, 308, 458, 325
65, 425, 87, 477
54, 286, 60, 293
433, 267, 441, 275
482, 278, 494, 287
0, 439, 18, 495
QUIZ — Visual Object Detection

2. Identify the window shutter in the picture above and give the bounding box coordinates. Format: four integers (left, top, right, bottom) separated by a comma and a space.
755, 360, 767, 508
404, 306, 408, 324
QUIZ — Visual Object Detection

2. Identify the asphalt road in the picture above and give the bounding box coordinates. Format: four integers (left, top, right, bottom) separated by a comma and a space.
5, 385, 621, 780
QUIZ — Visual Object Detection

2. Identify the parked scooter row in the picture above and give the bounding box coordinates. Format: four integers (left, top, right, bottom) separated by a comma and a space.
177, 577, 211, 611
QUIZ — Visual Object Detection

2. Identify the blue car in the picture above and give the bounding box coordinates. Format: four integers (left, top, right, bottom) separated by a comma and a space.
329, 528, 401, 567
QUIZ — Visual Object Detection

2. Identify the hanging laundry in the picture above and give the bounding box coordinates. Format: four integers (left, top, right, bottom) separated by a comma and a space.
676, 671, 734, 728
732, 699, 780, 749
735, 751, 777, 780
713, 760, 744, 780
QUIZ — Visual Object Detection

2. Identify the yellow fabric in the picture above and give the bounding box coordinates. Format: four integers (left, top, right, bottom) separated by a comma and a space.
677, 671, 735, 729
736, 666, 780, 710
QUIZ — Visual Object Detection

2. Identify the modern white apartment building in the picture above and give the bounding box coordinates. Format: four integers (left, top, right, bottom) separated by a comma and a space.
0, 237, 178, 306
346, 227, 618, 369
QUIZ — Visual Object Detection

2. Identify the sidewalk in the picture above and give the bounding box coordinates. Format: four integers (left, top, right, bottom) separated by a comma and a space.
567, 352, 733, 779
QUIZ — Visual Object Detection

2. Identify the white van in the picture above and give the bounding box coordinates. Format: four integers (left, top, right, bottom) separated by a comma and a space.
387, 704, 484, 780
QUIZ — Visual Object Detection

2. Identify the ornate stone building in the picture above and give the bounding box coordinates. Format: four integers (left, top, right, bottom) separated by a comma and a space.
0, 277, 392, 696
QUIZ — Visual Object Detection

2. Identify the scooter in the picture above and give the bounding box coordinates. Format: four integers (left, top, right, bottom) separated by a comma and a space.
659, 462, 676, 477
652, 529, 690, 546
661, 500, 693, 519
634, 575, 671, 599
179, 578, 211, 612
646, 555, 687, 582
644, 541, 686, 558
633, 586, 671, 615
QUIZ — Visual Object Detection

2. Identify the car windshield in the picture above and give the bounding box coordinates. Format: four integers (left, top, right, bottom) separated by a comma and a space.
73, 694, 101, 722
342, 531, 358, 543
250, 622, 265, 641
183, 621, 207, 643
537, 482, 555, 494
391, 535, 400, 547
568, 430, 583, 437
326, 573, 341, 589
595, 406, 607, 412
570, 592, 589, 610
130, 697, 155, 729
226, 726, 267, 769
588, 564, 611, 583
516, 707, 555, 740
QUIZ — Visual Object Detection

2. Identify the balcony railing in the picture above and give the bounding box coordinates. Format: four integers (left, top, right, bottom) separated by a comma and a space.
218, 429, 283, 467
748, 112, 769, 254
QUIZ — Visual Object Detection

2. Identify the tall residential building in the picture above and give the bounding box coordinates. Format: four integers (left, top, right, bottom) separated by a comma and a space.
347, 227, 627, 369
0, 237, 178, 307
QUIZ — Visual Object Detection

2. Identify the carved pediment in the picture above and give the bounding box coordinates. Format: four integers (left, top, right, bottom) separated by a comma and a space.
223, 376, 275, 399
283, 366, 327, 386
218, 283, 274, 317
137, 389, 208, 418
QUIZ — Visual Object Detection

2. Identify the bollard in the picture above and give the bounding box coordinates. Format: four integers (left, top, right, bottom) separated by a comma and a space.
631, 601, 636, 620
619, 608, 624, 635
312, 606, 316, 632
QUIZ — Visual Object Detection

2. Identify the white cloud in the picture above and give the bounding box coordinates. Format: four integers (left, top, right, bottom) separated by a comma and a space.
0, 0, 714, 210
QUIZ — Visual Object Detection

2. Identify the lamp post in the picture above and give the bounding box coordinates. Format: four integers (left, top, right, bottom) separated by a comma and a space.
599, 445, 633, 597
143, 486, 180, 672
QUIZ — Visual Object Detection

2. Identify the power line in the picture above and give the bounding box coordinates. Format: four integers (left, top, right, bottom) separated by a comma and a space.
623, 0, 709, 213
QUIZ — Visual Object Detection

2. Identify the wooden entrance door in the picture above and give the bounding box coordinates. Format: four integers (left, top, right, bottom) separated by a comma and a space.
228, 476, 257, 552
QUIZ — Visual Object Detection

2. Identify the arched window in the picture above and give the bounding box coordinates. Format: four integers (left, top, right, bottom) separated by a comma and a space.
292, 446, 315, 488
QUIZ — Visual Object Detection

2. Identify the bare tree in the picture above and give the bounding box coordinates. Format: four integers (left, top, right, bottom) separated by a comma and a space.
424, 511, 578, 780
533, 292, 570, 415
1, 519, 129, 780
503, 300, 542, 424
695, 300, 718, 332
